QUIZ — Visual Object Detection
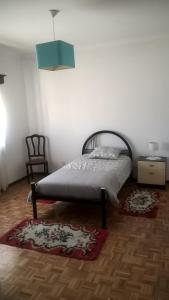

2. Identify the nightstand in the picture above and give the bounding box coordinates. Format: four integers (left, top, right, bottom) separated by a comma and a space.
137, 156, 167, 187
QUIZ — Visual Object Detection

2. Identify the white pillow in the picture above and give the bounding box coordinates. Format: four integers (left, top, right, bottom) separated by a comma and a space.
88, 146, 120, 160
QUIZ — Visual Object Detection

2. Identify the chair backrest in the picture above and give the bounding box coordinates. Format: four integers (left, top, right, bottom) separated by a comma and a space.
25, 134, 46, 160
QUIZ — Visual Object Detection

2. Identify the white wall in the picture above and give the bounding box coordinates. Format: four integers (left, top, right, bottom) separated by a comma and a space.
26, 38, 169, 177
0, 44, 29, 183
22, 54, 43, 135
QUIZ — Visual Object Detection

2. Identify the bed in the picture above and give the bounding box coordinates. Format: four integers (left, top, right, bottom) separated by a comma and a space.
30, 130, 133, 228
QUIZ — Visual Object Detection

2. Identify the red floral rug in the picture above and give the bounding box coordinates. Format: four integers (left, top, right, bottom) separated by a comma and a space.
37, 199, 57, 204
0, 219, 108, 260
119, 190, 160, 218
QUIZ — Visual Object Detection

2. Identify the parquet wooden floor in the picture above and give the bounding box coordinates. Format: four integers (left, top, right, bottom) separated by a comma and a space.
0, 180, 169, 300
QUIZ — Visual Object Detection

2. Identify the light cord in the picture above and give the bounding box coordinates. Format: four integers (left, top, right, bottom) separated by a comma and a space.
52, 16, 55, 40
49, 10, 60, 41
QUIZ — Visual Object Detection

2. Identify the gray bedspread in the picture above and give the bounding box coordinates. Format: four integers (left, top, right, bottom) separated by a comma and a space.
31, 154, 131, 205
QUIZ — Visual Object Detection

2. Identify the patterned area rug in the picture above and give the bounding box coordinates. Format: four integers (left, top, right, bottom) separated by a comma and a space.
0, 219, 108, 260
119, 190, 159, 217
37, 199, 57, 204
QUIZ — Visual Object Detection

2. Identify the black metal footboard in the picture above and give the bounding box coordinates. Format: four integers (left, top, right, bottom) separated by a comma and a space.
31, 182, 108, 229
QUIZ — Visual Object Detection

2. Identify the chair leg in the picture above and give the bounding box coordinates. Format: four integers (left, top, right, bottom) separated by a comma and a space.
30, 165, 33, 181
26, 165, 30, 184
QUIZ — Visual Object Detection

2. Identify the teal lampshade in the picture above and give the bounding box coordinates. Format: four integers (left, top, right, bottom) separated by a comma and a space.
36, 40, 75, 71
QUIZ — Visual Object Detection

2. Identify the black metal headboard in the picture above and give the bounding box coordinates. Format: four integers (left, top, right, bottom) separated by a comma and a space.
82, 130, 132, 160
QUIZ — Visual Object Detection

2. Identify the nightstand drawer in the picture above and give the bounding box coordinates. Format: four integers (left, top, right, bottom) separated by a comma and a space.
138, 168, 165, 185
137, 157, 166, 186
138, 161, 165, 172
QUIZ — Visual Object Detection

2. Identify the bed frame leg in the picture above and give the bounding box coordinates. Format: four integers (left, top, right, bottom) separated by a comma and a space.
31, 182, 37, 219
101, 188, 107, 229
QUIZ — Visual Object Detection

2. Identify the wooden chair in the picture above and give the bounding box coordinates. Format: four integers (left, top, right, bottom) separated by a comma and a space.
25, 134, 48, 183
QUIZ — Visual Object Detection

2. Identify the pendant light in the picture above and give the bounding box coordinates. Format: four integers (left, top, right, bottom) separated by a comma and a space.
36, 10, 75, 71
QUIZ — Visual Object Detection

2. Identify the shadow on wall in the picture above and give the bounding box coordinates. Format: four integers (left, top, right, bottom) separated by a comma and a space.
161, 142, 169, 173
162, 142, 169, 153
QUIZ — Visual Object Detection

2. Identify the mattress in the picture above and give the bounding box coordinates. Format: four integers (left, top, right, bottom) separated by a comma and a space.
35, 154, 132, 204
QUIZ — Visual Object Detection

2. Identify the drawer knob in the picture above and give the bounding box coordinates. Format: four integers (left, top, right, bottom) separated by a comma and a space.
149, 172, 154, 175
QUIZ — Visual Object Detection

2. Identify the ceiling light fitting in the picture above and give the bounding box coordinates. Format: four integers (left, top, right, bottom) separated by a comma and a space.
36, 9, 75, 71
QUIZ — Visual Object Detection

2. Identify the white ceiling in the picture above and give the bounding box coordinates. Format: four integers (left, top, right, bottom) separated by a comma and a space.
0, 0, 169, 52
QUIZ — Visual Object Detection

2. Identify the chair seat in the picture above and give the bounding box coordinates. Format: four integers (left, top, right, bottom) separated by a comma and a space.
26, 159, 48, 166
